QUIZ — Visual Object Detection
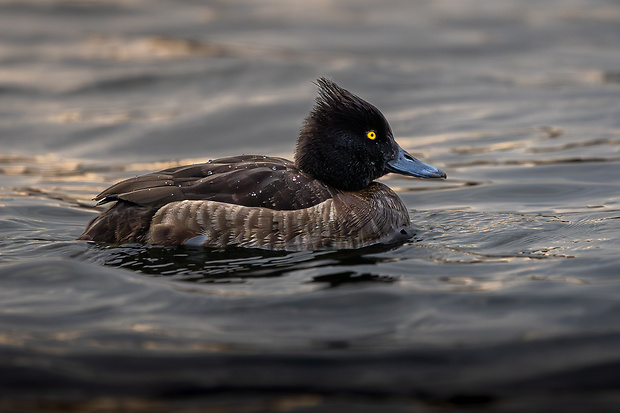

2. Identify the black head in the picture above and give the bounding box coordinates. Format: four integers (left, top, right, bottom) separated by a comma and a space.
294, 78, 446, 191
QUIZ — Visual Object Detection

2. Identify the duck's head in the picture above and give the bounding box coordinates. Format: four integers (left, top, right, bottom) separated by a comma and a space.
295, 78, 446, 191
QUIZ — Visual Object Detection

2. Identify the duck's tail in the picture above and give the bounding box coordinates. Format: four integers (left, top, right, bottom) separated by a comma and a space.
77, 201, 157, 244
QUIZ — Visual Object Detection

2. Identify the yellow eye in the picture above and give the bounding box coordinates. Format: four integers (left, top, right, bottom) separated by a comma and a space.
366, 131, 377, 140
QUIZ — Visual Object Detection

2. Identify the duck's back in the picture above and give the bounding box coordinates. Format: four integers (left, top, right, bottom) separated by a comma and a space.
95, 156, 337, 209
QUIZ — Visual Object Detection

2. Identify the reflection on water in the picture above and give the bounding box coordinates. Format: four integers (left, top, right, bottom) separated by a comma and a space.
2, 0, 620, 410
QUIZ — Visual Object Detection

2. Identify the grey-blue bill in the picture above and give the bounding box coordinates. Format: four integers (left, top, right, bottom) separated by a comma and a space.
386, 146, 446, 179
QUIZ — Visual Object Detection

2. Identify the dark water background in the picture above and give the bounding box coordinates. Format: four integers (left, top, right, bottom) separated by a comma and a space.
1, 0, 620, 411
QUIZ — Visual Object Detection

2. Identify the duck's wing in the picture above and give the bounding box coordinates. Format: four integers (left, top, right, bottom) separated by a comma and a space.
94, 155, 338, 210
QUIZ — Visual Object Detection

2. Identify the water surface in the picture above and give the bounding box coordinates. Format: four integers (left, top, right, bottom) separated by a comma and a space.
1, 0, 620, 411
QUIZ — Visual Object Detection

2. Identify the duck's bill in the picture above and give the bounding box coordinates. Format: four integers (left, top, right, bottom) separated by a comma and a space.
387, 147, 446, 179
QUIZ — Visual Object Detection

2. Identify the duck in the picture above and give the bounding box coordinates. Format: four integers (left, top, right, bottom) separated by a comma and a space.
78, 78, 446, 251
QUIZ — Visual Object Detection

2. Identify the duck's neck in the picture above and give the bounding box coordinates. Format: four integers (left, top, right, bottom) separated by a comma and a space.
294, 136, 375, 192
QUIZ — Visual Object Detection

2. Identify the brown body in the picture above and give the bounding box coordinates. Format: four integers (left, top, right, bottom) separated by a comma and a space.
78, 156, 413, 250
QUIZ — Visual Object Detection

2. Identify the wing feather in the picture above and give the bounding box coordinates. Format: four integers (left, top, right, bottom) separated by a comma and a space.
94, 155, 337, 210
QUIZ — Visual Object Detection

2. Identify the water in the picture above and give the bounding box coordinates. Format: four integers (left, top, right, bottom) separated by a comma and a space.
1, 0, 620, 411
